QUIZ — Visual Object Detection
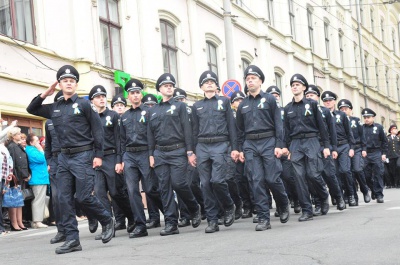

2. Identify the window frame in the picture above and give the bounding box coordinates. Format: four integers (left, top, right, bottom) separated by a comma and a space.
339, 32, 344, 67
370, 8, 374, 35
307, 8, 314, 50
364, 54, 369, 85
0, 0, 36, 44
288, 0, 296, 39
206, 41, 219, 76
381, 18, 385, 43
324, 21, 330, 59
375, 60, 379, 90
267, 0, 274, 27
99, 0, 123, 70
160, 20, 179, 83
385, 67, 389, 96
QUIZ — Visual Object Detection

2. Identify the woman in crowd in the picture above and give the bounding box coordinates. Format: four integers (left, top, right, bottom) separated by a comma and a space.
25, 133, 50, 228
6, 127, 28, 231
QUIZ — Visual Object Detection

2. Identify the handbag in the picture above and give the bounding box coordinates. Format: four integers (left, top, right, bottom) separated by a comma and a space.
22, 188, 35, 201
2, 174, 24, 208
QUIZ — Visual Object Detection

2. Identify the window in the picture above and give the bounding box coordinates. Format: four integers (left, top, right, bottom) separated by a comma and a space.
370, 9, 374, 35
0, 0, 34, 43
339, 33, 344, 67
275, 72, 283, 105
288, 0, 295, 39
160, 20, 178, 82
364, 54, 369, 85
359, 0, 364, 25
206, 41, 218, 76
1, 115, 42, 136
375, 60, 379, 90
397, 75, 400, 103
99, 0, 122, 69
307, 8, 314, 50
235, 0, 243, 7
241, 58, 250, 73
267, 0, 274, 27
324, 21, 330, 59
385, 67, 389, 96
392, 29, 396, 52
354, 45, 358, 76
381, 18, 385, 43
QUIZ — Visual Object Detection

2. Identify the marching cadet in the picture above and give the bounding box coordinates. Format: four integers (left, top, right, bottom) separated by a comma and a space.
192, 71, 237, 233
321, 91, 357, 207
282, 74, 330, 222
386, 125, 400, 188
362, 108, 388, 203
111, 94, 127, 115
172, 88, 206, 227
140, 94, 163, 229
120, 79, 165, 238
230, 91, 255, 219
110, 94, 128, 230
26, 65, 114, 254
338, 99, 371, 204
89, 85, 135, 240
266, 85, 301, 215
148, 73, 202, 236
45, 91, 66, 244
304, 86, 345, 211
236, 65, 290, 231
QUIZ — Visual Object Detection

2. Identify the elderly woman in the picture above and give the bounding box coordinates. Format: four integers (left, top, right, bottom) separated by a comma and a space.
6, 126, 28, 231
25, 133, 50, 228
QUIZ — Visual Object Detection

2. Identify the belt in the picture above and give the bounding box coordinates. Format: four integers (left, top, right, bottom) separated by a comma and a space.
367, 148, 380, 153
52, 152, 60, 157
337, 140, 348, 145
61, 145, 93, 155
104, 149, 116, 156
246, 131, 275, 140
126, 146, 148, 152
291, 132, 318, 139
198, 136, 228, 143
155, 143, 185, 152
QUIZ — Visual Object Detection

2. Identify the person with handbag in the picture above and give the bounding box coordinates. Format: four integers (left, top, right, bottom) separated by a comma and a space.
1, 119, 17, 234
25, 133, 50, 229
6, 127, 29, 230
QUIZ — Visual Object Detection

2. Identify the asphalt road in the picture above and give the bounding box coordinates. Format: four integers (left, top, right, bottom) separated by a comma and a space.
1, 189, 400, 265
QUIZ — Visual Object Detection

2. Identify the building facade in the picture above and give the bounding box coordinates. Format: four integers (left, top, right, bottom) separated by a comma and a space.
0, 0, 400, 134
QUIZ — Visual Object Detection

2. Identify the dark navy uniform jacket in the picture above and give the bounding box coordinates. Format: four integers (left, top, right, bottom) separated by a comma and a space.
236, 91, 283, 151
319, 105, 338, 152
349, 116, 366, 151
27, 93, 104, 158
387, 134, 400, 159
192, 95, 238, 150
120, 104, 150, 155
363, 123, 388, 155
99, 108, 121, 163
44, 119, 61, 162
147, 97, 193, 156
283, 97, 329, 149
332, 110, 355, 149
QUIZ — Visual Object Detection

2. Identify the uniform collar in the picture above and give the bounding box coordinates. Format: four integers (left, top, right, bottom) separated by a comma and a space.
64, 93, 78, 103
204, 94, 218, 101
291, 96, 307, 104
160, 97, 175, 105
130, 103, 145, 111
99, 107, 110, 116
249, 90, 265, 99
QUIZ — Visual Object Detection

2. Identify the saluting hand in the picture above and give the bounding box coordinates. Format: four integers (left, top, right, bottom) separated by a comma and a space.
41, 81, 58, 99
239, 152, 245, 163
93, 157, 102, 169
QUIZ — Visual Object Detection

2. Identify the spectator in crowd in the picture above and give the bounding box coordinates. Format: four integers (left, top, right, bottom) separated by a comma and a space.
0, 120, 17, 235
25, 133, 50, 229
6, 127, 28, 230
20, 133, 27, 149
